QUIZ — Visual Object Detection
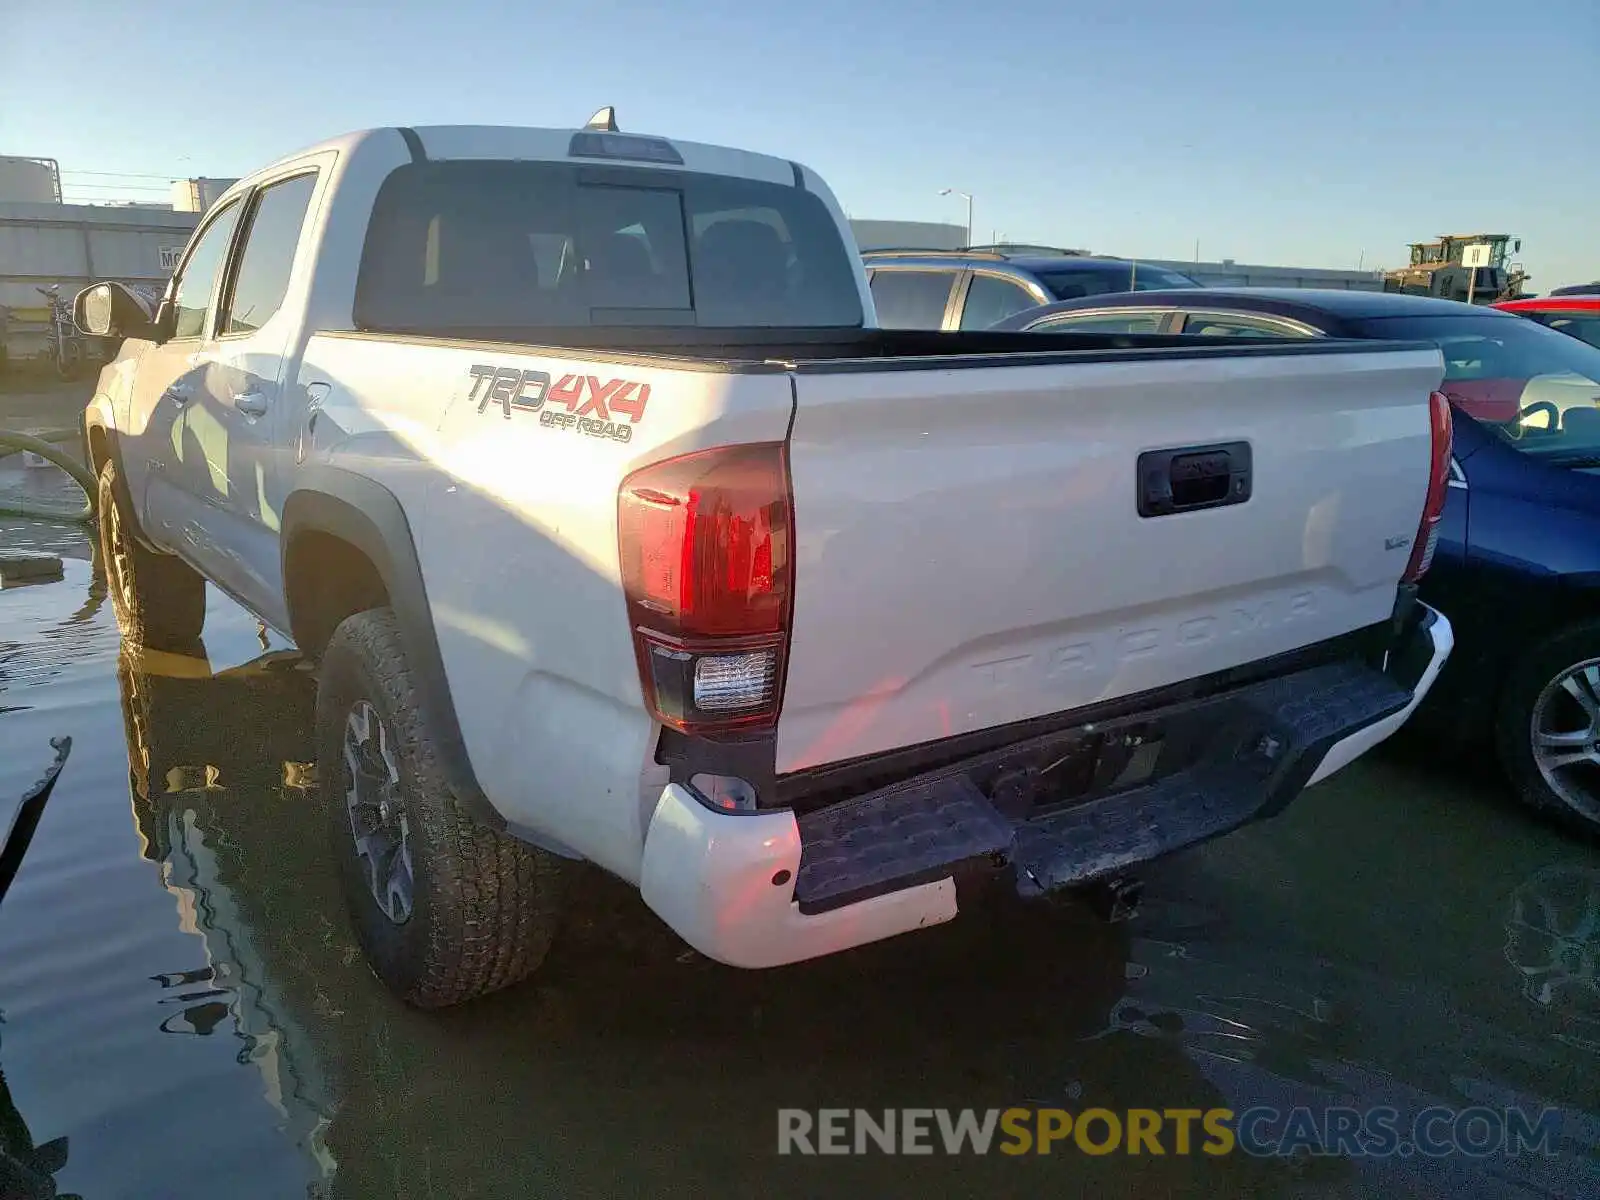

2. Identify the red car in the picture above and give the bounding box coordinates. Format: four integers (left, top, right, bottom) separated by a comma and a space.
1495, 294, 1600, 350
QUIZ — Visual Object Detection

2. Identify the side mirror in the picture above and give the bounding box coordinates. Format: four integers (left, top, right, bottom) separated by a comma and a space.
74, 281, 161, 341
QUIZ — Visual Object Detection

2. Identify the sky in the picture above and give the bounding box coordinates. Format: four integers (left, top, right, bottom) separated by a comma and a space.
3, 0, 1596, 288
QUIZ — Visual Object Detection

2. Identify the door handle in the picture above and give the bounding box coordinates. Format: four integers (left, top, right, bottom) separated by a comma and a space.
1137, 441, 1252, 517
234, 391, 269, 419
162, 383, 192, 406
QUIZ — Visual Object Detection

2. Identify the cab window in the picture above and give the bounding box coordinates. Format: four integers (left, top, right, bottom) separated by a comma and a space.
1178, 312, 1314, 338
959, 273, 1039, 330
170, 200, 244, 340
1029, 311, 1168, 334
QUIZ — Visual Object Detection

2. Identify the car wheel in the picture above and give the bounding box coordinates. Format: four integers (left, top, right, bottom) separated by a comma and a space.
1496, 620, 1600, 836
316, 608, 571, 1008
97, 460, 206, 650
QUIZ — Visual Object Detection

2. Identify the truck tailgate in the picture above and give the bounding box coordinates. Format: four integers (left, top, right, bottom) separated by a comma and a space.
776, 345, 1445, 774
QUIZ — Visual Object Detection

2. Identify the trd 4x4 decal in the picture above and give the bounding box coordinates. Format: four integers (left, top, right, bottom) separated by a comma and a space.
465, 364, 651, 443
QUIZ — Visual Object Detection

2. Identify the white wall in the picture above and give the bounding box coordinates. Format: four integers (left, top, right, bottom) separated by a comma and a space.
849, 219, 966, 252
1147, 258, 1385, 292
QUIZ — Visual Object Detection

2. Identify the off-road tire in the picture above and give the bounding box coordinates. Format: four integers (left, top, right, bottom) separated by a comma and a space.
317, 607, 571, 1008
97, 459, 206, 650
1495, 619, 1600, 838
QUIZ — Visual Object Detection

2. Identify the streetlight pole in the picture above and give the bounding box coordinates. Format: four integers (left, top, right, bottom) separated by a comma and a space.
939, 188, 973, 248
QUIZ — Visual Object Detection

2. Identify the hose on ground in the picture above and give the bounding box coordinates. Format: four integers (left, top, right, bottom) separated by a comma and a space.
0, 429, 97, 523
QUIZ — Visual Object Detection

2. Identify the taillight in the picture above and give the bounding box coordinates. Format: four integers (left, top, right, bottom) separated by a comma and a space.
1402, 390, 1453, 583
618, 443, 793, 733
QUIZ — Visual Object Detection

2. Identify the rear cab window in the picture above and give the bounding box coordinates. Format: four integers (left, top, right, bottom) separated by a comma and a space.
355, 160, 864, 332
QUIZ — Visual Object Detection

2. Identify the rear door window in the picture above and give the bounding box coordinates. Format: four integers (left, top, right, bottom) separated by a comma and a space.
355, 161, 863, 331
1035, 269, 1122, 301
1178, 312, 1315, 337
1031, 311, 1170, 334
868, 270, 958, 329
223, 173, 318, 335
958, 273, 1040, 330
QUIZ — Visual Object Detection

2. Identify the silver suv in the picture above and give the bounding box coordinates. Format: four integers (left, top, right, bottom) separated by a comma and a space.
862, 246, 1201, 331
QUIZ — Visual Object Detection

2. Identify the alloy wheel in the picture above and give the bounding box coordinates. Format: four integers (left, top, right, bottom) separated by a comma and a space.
1530, 659, 1600, 826
342, 700, 415, 924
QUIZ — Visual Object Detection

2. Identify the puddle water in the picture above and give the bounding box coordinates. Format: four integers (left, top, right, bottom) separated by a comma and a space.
1, 538, 1597, 1198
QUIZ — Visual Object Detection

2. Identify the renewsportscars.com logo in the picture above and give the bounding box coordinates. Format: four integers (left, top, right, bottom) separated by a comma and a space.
777, 1106, 1562, 1159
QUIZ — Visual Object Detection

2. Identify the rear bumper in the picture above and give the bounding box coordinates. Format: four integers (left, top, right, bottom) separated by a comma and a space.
640, 606, 1453, 969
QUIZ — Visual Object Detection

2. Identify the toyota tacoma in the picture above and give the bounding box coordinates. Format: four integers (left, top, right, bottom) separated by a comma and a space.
77, 113, 1453, 1008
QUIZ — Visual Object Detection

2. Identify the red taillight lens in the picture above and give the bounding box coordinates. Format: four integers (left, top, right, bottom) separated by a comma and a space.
619, 443, 793, 732
1402, 390, 1454, 584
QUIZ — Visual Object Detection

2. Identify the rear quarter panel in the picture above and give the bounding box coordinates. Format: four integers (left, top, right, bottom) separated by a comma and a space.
297, 333, 794, 878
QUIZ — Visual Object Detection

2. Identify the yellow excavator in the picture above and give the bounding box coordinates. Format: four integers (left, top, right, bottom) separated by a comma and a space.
1383, 233, 1529, 304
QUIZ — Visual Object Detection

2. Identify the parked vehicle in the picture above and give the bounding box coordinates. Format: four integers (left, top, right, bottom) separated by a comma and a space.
861, 247, 1200, 330
77, 119, 1451, 1009
1550, 283, 1600, 298
999, 288, 1600, 834
1495, 295, 1600, 350
35, 285, 83, 380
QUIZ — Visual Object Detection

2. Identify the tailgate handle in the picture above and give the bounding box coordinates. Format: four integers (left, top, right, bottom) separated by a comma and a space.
1137, 441, 1252, 517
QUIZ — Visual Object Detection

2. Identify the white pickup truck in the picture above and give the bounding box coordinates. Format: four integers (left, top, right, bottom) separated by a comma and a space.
77, 115, 1454, 1009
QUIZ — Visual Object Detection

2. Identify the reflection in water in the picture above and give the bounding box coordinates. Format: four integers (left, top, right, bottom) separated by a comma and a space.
1504, 864, 1600, 1052
115, 641, 336, 1191
80, 612, 1600, 1198
0, 568, 107, 699
0, 1060, 75, 1200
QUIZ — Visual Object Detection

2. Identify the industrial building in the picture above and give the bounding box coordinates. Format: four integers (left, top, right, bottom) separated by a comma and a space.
0, 155, 201, 366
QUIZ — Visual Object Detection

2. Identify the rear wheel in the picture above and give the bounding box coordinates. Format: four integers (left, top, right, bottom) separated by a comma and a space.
97, 459, 206, 650
1496, 620, 1600, 836
317, 608, 571, 1008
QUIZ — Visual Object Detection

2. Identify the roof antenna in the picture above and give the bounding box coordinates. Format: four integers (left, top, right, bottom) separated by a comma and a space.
585, 106, 619, 133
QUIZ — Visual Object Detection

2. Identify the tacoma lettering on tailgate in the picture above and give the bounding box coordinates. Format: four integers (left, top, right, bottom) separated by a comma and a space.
972, 590, 1321, 693
465, 364, 650, 443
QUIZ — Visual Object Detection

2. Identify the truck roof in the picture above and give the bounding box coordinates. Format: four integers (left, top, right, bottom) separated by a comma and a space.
250, 123, 807, 190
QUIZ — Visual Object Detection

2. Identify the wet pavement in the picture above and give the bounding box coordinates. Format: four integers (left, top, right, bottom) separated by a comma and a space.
1, 402, 1598, 1197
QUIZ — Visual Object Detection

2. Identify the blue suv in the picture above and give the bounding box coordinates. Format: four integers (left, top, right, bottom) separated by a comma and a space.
862, 246, 1201, 331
